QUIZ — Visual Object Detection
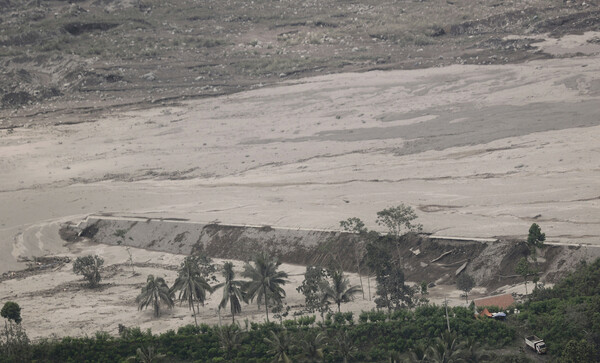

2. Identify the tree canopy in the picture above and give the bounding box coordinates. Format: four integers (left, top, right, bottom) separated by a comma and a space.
242, 252, 289, 322
1, 302, 22, 324
376, 204, 422, 238
171, 256, 213, 326
214, 261, 247, 323
321, 270, 362, 313
72, 255, 104, 288
136, 275, 174, 318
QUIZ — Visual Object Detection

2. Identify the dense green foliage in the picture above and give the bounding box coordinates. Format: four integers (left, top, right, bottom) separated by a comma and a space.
3, 305, 514, 363
527, 223, 545, 249
1, 302, 22, 324
518, 258, 600, 361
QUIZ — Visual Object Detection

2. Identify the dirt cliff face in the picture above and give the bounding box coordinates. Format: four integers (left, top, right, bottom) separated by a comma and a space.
1, 0, 599, 128
69, 216, 600, 289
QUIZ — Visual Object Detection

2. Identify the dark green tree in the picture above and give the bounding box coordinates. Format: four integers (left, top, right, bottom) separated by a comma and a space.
1, 302, 22, 324
297, 266, 329, 315
321, 270, 362, 313
366, 235, 415, 310
171, 256, 213, 326
214, 261, 247, 323
456, 273, 475, 303
72, 255, 104, 288
242, 252, 289, 322
136, 275, 174, 317
560, 339, 595, 363
527, 223, 546, 249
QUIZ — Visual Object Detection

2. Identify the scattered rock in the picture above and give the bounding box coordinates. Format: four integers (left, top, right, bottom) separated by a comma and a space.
142, 72, 157, 81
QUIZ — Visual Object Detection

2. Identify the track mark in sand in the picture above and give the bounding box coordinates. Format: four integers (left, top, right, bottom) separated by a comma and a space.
444, 143, 531, 160
419, 204, 464, 213
194, 171, 522, 189
495, 213, 598, 225
516, 195, 600, 205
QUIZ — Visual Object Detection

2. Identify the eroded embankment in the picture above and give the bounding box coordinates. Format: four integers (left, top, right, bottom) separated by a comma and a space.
69, 216, 600, 289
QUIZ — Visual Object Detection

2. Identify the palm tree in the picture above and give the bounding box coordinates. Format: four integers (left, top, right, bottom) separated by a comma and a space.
333, 330, 357, 363
242, 252, 289, 322
427, 332, 462, 363
264, 329, 293, 363
136, 275, 174, 318
299, 332, 325, 363
126, 345, 165, 363
407, 341, 428, 362
321, 270, 362, 313
459, 336, 491, 363
171, 256, 213, 326
214, 262, 247, 323
216, 324, 245, 360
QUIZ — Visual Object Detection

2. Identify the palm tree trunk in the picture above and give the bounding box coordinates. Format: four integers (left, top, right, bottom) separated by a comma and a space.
154, 291, 160, 317
192, 300, 198, 327
338, 302, 341, 313
263, 284, 269, 322
357, 265, 364, 299
367, 272, 371, 301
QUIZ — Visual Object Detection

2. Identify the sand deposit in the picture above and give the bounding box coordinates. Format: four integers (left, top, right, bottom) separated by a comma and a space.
1, 43, 599, 338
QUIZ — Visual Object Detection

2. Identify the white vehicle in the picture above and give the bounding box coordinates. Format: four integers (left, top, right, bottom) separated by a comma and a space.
525, 335, 547, 354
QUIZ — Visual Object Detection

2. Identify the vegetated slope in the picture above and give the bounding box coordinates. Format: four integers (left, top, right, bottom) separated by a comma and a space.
1, 0, 599, 127
69, 218, 600, 290
515, 258, 600, 360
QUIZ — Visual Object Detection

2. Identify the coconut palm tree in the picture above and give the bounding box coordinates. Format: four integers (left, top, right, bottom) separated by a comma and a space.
171, 256, 213, 326
333, 330, 357, 363
406, 341, 428, 362
216, 324, 245, 360
126, 345, 165, 363
299, 331, 325, 363
427, 331, 462, 363
458, 336, 491, 363
136, 275, 174, 318
321, 270, 362, 313
242, 252, 289, 322
264, 329, 293, 363
214, 262, 247, 323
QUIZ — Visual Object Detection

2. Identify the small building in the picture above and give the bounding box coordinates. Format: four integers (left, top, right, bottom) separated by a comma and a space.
473, 293, 515, 310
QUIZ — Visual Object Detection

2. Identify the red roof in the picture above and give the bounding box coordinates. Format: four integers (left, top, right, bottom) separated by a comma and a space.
474, 293, 515, 310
